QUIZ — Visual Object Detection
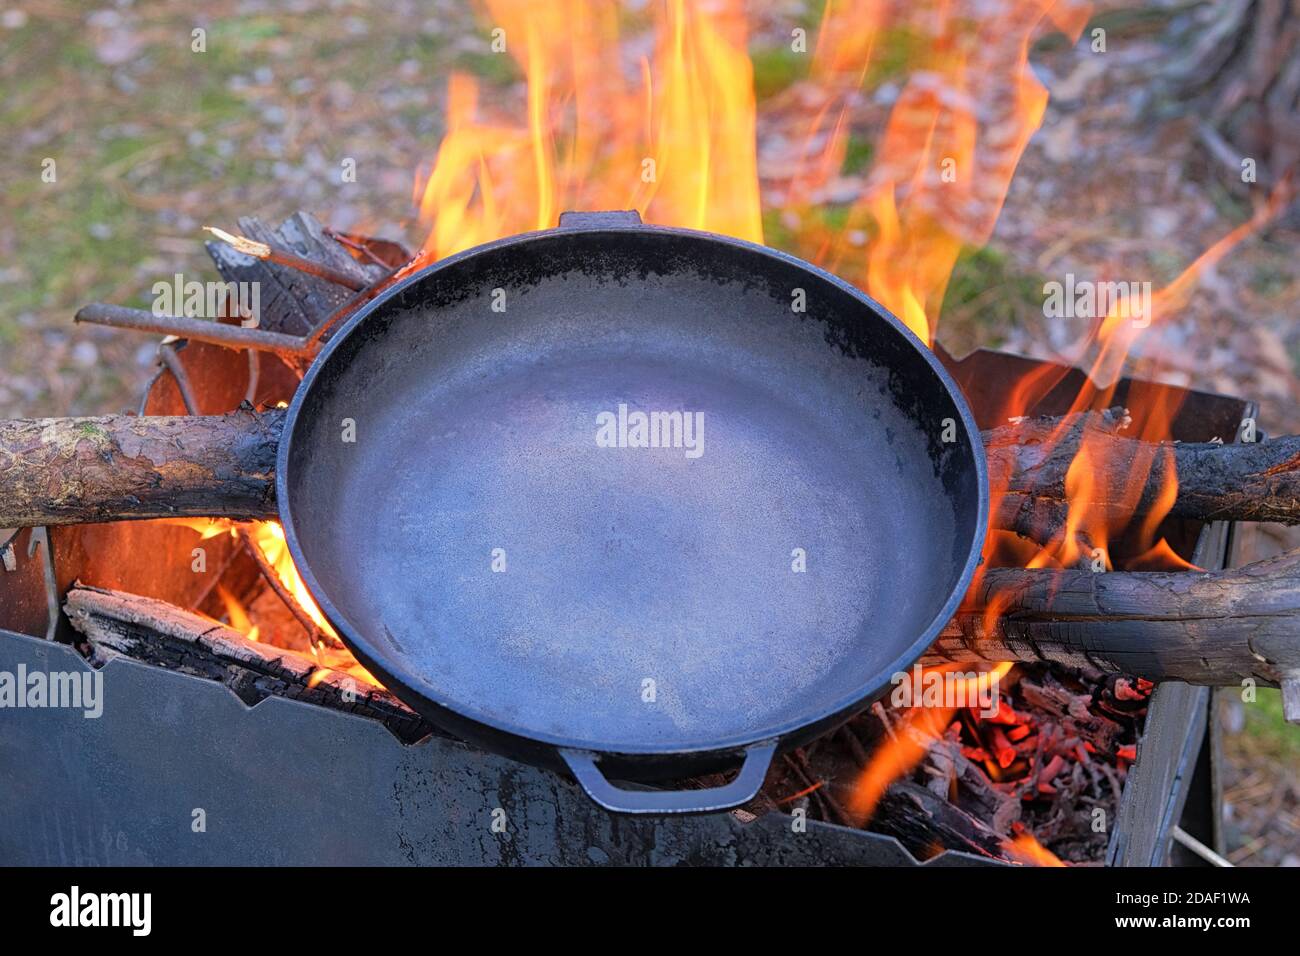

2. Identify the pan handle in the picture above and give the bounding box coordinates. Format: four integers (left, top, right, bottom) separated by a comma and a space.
557, 209, 643, 229
558, 740, 777, 815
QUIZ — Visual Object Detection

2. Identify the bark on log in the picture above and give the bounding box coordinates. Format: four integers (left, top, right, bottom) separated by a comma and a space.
923, 548, 1300, 714
0, 409, 283, 527
205, 211, 395, 337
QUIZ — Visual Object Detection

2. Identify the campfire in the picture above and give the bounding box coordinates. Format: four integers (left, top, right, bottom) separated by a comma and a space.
1, 0, 1297, 867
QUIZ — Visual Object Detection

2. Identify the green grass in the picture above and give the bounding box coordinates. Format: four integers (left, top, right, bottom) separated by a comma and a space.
1146, 248, 1188, 287
209, 16, 284, 49
751, 45, 811, 100
1250, 262, 1290, 297
761, 208, 796, 250
842, 135, 874, 175
1241, 689, 1300, 764
761, 203, 861, 256
99, 135, 152, 167
0, 0, 487, 417
945, 246, 1045, 311
864, 25, 925, 86
56, 41, 100, 72
452, 49, 519, 85
939, 245, 1048, 351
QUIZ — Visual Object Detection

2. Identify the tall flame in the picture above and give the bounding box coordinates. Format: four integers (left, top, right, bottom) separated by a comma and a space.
414, 0, 761, 263
847, 662, 1015, 825
787, 0, 1093, 342
413, 0, 1089, 344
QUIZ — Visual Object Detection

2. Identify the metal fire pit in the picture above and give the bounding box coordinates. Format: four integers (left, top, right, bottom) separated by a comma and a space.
0, 344, 1252, 866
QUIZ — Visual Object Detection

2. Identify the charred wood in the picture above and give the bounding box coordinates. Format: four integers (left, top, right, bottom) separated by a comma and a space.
987, 408, 1300, 541
204, 212, 393, 337
871, 779, 1008, 860
64, 585, 432, 744
924, 548, 1300, 704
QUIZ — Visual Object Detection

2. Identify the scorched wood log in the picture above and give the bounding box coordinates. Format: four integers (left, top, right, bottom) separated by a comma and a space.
64, 585, 431, 744
988, 408, 1300, 540
923, 549, 1300, 721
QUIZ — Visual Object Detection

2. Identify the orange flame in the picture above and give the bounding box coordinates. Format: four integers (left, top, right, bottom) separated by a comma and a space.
411, 0, 1103, 351
245, 521, 336, 639
807, 0, 1091, 342
414, 0, 761, 264
216, 584, 258, 643
847, 703, 957, 825
847, 662, 1014, 825
171, 519, 380, 687
1005, 832, 1066, 867
1127, 539, 1203, 573
990, 178, 1294, 573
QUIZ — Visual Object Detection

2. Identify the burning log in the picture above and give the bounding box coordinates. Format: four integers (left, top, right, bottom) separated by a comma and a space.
922, 735, 1021, 834
988, 408, 1300, 539
64, 585, 431, 744
871, 779, 1008, 860
0, 409, 282, 527
924, 548, 1300, 719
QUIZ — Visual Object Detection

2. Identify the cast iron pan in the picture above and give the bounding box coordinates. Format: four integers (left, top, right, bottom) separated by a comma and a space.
279, 211, 989, 814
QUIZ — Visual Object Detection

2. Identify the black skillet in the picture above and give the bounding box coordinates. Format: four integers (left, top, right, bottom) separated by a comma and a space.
274, 211, 989, 814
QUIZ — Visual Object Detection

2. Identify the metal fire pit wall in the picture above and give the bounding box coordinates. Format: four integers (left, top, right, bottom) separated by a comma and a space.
0, 346, 1252, 866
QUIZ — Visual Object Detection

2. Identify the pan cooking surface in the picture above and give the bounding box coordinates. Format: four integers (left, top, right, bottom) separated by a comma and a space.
285, 230, 976, 753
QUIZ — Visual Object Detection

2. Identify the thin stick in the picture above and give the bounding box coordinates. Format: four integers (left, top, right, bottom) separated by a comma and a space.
783, 750, 852, 827
75, 303, 315, 359
204, 226, 371, 292
323, 227, 402, 270
235, 525, 341, 649
303, 281, 390, 349
158, 342, 199, 414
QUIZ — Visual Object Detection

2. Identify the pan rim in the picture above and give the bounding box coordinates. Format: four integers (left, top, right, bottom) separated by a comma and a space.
277, 220, 990, 761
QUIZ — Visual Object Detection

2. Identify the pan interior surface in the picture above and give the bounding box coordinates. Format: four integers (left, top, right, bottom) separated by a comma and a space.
286, 230, 980, 753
